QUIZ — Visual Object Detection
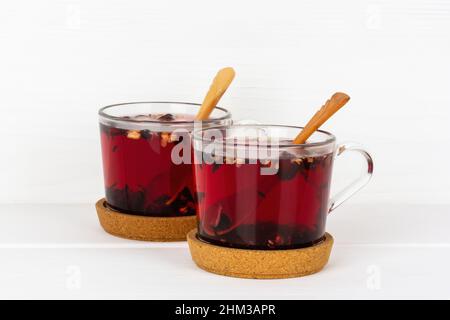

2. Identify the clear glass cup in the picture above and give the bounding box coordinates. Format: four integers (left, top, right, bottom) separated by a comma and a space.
99, 102, 232, 216
193, 124, 373, 249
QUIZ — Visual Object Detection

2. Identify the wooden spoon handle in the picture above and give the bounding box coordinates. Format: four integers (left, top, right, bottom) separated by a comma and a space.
195, 67, 235, 120
293, 92, 350, 144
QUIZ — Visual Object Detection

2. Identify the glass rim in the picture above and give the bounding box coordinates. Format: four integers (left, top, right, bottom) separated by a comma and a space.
193, 124, 336, 148
98, 101, 232, 124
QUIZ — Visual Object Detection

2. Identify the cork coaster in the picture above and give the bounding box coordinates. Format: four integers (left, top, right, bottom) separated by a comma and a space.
187, 229, 333, 279
95, 198, 197, 241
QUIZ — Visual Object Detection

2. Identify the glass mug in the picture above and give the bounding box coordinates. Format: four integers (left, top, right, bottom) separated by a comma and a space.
99, 102, 232, 216
193, 124, 373, 250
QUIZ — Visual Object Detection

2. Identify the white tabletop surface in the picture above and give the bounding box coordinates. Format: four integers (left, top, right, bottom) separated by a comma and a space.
1, 202, 449, 300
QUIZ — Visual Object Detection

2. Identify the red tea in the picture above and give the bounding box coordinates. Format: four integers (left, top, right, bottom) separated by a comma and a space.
100, 113, 197, 216
194, 150, 334, 249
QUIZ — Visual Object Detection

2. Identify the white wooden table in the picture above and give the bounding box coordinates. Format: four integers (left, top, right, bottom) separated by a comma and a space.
1, 203, 449, 299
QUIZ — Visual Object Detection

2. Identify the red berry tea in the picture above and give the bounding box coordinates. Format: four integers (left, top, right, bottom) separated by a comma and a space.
100, 113, 197, 216
194, 150, 334, 249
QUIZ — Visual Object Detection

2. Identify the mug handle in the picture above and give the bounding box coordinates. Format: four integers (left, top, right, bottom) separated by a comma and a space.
328, 142, 374, 213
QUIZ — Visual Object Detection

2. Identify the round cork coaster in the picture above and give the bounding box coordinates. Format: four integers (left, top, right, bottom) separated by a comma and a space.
187, 229, 333, 279
95, 198, 197, 241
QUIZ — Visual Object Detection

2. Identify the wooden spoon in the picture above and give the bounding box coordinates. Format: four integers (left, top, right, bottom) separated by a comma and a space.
165, 67, 235, 206
293, 92, 350, 144
195, 67, 235, 120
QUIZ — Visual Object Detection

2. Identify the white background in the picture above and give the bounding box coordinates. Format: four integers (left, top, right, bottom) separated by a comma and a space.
1, 0, 450, 299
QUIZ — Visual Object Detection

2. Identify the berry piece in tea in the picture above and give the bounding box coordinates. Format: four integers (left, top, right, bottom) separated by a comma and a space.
157, 113, 175, 121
